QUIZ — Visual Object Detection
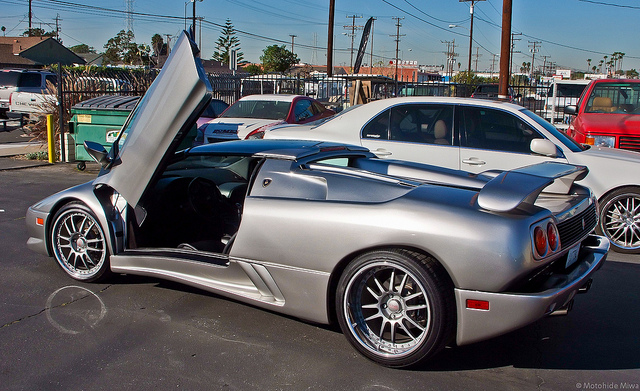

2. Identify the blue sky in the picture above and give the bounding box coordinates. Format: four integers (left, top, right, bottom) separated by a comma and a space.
1, 0, 639, 73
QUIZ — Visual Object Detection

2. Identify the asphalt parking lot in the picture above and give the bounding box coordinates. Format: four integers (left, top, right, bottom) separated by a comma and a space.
1, 158, 639, 390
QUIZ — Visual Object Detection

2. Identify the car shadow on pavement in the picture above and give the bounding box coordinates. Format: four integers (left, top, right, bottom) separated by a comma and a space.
419, 260, 640, 371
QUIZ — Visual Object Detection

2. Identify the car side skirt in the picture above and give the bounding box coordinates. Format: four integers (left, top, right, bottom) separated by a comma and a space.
454, 234, 608, 346
110, 252, 331, 324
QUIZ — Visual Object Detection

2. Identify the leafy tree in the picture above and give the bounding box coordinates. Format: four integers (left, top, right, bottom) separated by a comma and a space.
625, 69, 638, 78
70, 44, 96, 54
151, 34, 166, 57
242, 64, 263, 75
260, 45, 299, 73
211, 19, 245, 66
23, 28, 56, 37
103, 30, 150, 66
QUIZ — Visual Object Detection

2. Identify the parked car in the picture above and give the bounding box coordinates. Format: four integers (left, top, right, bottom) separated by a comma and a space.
565, 79, 640, 151
265, 96, 640, 253
538, 79, 590, 128
25, 32, 608, 368
0, 69, 57, 118
471, 83, 520, 103
200, 94, 335, 143
193, 98, 230, 146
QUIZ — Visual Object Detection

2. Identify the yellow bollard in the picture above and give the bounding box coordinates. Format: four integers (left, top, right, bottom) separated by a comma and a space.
47, 114, 55, 163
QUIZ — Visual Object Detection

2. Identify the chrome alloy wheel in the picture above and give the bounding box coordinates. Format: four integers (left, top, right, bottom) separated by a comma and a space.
601, 192, 640, 253
343, 261, 431, 358
52, 206, 107, 281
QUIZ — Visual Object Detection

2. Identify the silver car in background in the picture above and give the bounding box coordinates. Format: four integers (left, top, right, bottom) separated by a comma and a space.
25, 32, 609, 368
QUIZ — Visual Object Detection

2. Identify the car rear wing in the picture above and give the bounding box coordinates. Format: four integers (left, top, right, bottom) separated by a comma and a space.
477, 162, 588, 212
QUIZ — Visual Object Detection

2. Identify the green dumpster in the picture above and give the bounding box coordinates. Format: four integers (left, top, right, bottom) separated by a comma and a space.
68, 95, 139, 170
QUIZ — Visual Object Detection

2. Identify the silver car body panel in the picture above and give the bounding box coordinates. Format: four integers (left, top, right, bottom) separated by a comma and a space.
455, 235, 608, 345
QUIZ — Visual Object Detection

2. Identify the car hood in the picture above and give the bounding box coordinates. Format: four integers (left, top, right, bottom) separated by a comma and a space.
93, 32, 212, 208
573, 144, 640, 163
202, 118, 286, 140
576, 113, 640, 135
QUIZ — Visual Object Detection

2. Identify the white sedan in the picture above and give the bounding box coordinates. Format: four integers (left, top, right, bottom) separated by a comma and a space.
265, 96, 640, 254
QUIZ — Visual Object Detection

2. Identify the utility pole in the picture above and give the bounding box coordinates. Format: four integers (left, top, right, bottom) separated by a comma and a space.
327, 0, 335, 77
498, 0, 512, 100
460, 0, 485, 83
528, 40, 541, 82
473, 47, 481, 72
441, 40, 457, 80
509, 32, 521, 76
541, 55, 550, 77
54, 14, 61, 41
289, 34, 297, 54
490, 53, 498, 78
344, 15, 363, 73
28, 0, 32, 30
369, 18, 376, 75
391, 17, 405, 91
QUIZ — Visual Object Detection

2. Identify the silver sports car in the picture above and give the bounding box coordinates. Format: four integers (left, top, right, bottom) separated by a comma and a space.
26, 33, 609, 368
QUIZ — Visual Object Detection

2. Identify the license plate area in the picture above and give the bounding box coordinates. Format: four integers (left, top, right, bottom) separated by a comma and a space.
565, 244, 581, 268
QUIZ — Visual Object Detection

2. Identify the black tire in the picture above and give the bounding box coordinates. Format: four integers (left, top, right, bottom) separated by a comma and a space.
596, 187, 640, 254
50, 202, 111, 282
336, 249, 455, 368
77, 162, 86, 171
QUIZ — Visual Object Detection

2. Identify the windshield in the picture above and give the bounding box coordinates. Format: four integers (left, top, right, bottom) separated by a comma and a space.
584, 82, 640, 115
520, 109, 585, 152
220, 100, 291, 120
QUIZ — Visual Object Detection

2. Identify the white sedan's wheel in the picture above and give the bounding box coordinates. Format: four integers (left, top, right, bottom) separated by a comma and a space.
336, 249, 455, 368
597, 187, 640, 254
50, 202, 110, 282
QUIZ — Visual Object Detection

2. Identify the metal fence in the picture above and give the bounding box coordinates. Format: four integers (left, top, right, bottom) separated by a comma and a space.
55, 68, 587, 131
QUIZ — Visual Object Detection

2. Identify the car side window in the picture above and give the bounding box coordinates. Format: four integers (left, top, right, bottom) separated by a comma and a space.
389, 105, 454, 145
362, 109, 390, 140
362, 105, 454, 144
460, 107, 542, 153
294, 99, 314, 122
45, 75, 57, 88
18, 73, 42, 88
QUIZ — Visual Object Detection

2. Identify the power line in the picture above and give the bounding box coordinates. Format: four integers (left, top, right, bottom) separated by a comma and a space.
578, 0, 640, 10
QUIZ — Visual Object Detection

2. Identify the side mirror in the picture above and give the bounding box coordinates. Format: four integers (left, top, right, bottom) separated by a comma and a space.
84, 141, 111, 168
530, 139, 558, 157
564, 105, 578, 115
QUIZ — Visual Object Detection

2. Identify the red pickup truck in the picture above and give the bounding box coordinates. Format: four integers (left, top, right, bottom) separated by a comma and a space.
565, 79, 640, 152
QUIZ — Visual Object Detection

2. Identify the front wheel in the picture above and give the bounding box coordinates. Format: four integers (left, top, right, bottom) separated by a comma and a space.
597, 187, 640, 254
336, 249, 455, 368
50, 202, 111, 282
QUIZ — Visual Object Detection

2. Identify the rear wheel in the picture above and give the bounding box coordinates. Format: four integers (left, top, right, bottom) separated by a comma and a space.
597, 187, 640, 254
336, 249, 455, 368
50, 202, 110, 282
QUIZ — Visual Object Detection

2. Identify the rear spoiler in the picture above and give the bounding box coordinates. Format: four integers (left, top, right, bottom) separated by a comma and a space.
478, 162, 588, 212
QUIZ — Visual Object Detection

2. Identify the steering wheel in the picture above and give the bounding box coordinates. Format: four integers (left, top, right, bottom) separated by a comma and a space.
187, 177, 225, 217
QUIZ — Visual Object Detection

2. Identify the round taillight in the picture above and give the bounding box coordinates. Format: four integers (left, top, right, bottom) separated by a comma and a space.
534, 226, 547, 256
547, 223, 559, 251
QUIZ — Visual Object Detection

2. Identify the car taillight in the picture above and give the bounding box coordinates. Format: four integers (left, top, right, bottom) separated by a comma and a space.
534, 226, 547, 257
547, 222, 559, 251
531, 219, 560, 259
